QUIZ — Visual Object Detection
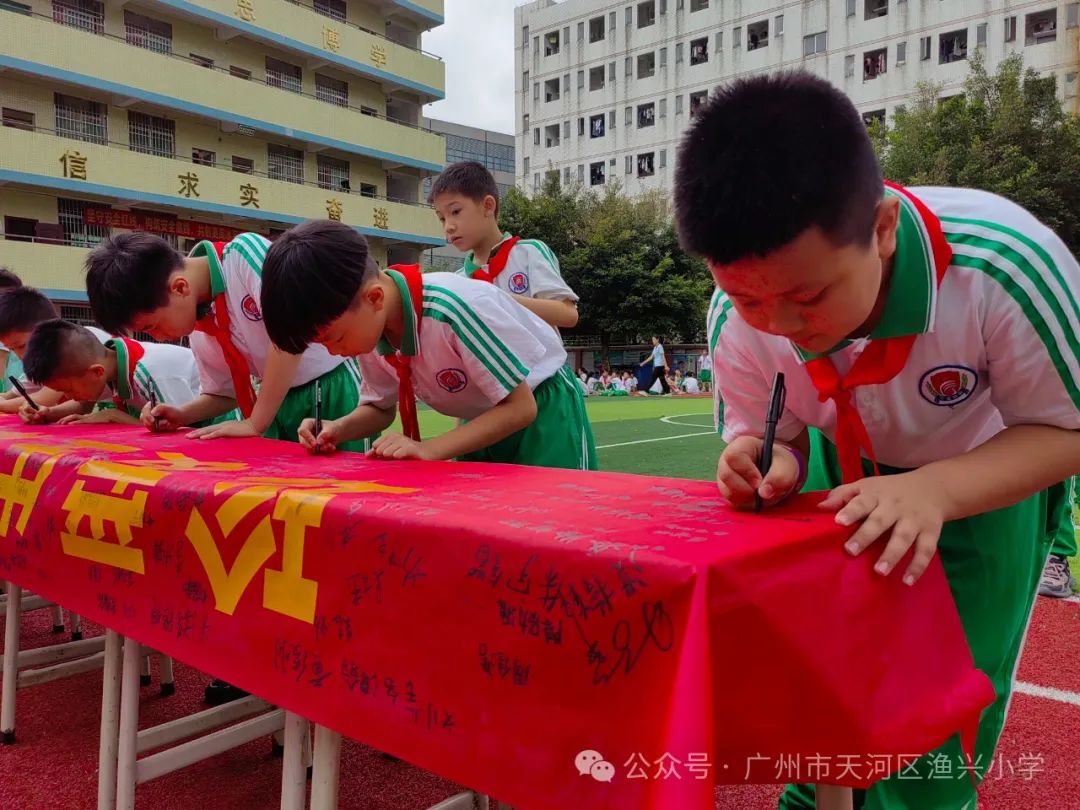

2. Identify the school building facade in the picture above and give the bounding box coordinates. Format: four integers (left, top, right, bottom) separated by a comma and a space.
514, 0, 1080, 196
0, 0, 446, 320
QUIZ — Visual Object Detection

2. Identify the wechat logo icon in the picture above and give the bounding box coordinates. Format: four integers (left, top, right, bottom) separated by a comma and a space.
575, 749, 616, 783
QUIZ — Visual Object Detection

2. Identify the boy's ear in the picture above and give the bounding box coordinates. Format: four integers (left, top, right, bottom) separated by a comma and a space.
88, 363, 107, 379
169, 272, 190, 296
364, 282, 385, 312
874, 197, 901, 263
483, 194, 498, 217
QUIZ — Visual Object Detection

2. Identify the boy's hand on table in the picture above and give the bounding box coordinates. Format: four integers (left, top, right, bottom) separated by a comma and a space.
299, 417, 342, 455
58, 409, 120, 425
717, 436, 800, 508
368, 433, 433, 461
187, 418, 259, 440
18, 404, 51, 424
142, 403, 184, 432
819, 470, 947, 586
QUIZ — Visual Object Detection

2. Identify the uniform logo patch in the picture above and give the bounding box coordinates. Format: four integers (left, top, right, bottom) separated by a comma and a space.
920, 365, 977, 406
241, 295, 262, 322
436, 368, 468, 393
508, 271, 530, 294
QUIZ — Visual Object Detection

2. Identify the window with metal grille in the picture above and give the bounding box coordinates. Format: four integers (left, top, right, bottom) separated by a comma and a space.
314, 0, 345, 22
52, 0, 103, 34
128, 111, 175, 157
58, 198, 109, 248
317, 155, 350, 191
268, 144, 304, 184
54, 93, 107, 145
315, 73, 349, 107
266, 57, 303, 94
135, 210, 179, 248
124, 11, 173, 54
193, 148, 216, 166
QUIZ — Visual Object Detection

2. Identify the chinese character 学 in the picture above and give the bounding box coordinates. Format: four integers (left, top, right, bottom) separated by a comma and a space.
371, 44, 387, 68
235, 0, 254, 21
60, 150, 88, 180
240, 183, 260, 208
323, 27, 341, 52
373, 207, 389, 230
326, 199, 343, 221
177, 172, 200, 199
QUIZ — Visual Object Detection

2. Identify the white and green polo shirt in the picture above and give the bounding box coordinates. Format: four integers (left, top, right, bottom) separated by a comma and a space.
458, 233, 579, 302
708, 185, 1080, 469
187, 234, 343, 398
106, 338, 201, 415
357, 271, 568, 420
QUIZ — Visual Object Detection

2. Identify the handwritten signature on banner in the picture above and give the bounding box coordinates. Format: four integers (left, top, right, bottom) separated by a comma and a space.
0, 430, 415, 624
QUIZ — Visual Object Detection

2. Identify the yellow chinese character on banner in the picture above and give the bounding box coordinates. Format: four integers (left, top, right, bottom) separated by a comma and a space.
323, 26, 341, 52
371, 44, 387, 68
60, 150, 88, 180
178, 172, 200, 198
373, 207, 389, 229
236, 0, 255, 21
0, 451, 61, 539
240, 183, 260, 208
326, 199, 343, 221
186, 478, 415, 623
59, 460, 171, 574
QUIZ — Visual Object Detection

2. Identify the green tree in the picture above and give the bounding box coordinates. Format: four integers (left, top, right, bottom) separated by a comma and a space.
499, 179, 712, 364
873, 50, 1080, 254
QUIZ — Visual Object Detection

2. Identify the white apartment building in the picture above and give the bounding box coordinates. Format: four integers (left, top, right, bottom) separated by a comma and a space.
514, 0, 1080, 195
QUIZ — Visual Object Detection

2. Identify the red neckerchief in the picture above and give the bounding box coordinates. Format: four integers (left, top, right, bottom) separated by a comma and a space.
193, 241, 258, 418
383, 264, 424, 442
803, 183, 952, 483
469, 236, 521, 283
111, 336, 145, 410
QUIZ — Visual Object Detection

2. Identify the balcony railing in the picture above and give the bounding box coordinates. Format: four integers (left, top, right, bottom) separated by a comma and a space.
3, 5, 443, 136
279, 0, 442, 60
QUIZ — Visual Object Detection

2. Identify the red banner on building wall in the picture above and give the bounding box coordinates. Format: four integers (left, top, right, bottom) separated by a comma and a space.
82, 209, 259, 242
0, 420, 994, 808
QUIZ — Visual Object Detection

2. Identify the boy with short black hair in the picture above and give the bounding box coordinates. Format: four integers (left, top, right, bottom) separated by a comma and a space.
429, 161, 580, 330
19, 319, 201, 425
0, 283, 111, 412
259, 219, 596, 470
674, 71, 1079, 809
83, 231, 368, 450
0, 267, 24, 394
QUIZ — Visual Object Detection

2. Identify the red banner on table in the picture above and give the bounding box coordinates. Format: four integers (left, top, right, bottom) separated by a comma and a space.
82, 208, 256, 243
0, 420, 993, 809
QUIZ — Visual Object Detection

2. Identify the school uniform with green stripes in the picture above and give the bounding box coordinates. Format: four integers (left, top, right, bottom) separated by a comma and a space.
458, 232, 580, 309
357, 271, 597, 470
707, 186, 1080, 810
187, 233, 370, 450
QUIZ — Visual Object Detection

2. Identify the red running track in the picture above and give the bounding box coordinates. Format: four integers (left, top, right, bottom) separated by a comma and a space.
2, 597, 1077, 809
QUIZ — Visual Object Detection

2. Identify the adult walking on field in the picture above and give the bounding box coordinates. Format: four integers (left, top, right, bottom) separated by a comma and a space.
640, 335, 671, 395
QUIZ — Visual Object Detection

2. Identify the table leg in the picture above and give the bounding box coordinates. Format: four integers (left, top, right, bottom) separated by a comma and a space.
1, 582, 21, 744
309, 725, 341, 810
280, 711, 309, 810
50, 603, 64, 634
116, 636, 143, 810
158, 654, 175, 697
97, 630, 123, 810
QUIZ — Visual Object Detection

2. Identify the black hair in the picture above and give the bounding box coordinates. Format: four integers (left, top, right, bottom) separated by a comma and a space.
85, 232, 183, 334
0, 267, 22, 290
23, 319, 106, 384
427, 161, 500, 214
674, 71, 883, 265
261, 220, 373, 354
0, 286, 58, 336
